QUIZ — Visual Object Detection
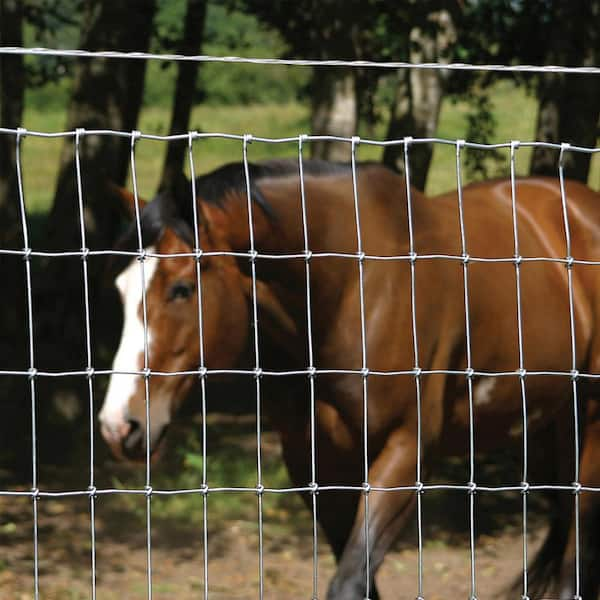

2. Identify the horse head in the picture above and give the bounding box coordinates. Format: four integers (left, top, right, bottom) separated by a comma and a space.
98, 172, 295, 461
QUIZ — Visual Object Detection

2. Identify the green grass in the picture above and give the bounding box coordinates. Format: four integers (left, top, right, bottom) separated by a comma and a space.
18, 79, 599, 217
108, 418, 305, 529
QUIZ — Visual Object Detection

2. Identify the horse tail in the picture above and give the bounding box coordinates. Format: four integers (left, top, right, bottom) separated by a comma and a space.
525, 510, 570, 598
507, 493, 570, 599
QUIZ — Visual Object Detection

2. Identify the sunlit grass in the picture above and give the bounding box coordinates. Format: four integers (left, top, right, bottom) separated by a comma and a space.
19, 79, 599, 219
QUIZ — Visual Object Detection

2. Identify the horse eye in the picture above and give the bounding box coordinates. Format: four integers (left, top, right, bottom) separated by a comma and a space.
168, 281, 194, 302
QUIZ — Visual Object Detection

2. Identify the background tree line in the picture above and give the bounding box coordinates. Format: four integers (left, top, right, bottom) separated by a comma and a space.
0, 0, 598, 474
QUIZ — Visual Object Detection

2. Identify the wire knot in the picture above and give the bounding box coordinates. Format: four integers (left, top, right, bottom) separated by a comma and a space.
360, 367, 370, 378
16, 127, 28, 139
304, 250, 312, 262
130, 130, 141, 145
142, 367, 151, 380
199, 484, 209, 496
565, 255, 574, 269
31, 487, 40, 500
75, 127, 86, 143
23, 247, 32, 261
254, 367, 263, 379
307, 366, 316, 379
144, 485, 153, 497
188, 130, 198, 148
465, 367, 475, 379
80, 247, 90, 260
28, 367, 38, 380
514, 255, 523, 266
243, 133, 253, 145
462, 253, 470, 265
517, 368, 527, 380
256, 484, 265, 496
415, 481, 424, 494
403, 136, 413, 147
85, 367, 95, 380
409, 251, 418, 264
572, 482, 582, 495
520, 481, 530, 494
510, 140, 521, 151
467, 481, 477, 495
351, 135, 361, 148
87, 485, 97, 498
413, 367, 422, 378
308, 481, 319, 495
248, 249, 258, 263
198, 366, 207, 379
570, 369, 579, 382
194, 249, 203, 263
362, 482, 371, 494
137, 249, 147, 262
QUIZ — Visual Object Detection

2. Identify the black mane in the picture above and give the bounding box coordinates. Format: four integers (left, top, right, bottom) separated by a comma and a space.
115, 158, 352, 255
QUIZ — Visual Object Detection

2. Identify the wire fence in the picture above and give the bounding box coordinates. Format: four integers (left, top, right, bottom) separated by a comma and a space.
1, 46, 600, 600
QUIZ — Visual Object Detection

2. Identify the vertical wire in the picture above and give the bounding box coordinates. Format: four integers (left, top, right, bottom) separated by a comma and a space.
558, 143, 581, 600
509, 141, 529, 600
403, 138, 425, 600
298, 135, 319, 599
187, 132, 210, 600
74, 129, 97, 599
129, 130, 153, 600
242, 134, 265, 600
455, 141, 477, 600
15, 128, 40, 600
350, 136, 372, 599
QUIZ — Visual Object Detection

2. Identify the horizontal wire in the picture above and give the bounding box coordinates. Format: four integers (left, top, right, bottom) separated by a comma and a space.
3, 247, 600, 267
0, 368, 597, 378
1, 127, 600, 153
1, 46, 600, 75
1, 483, 598, 498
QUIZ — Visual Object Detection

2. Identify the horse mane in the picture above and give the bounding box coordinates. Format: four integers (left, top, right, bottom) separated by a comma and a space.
114, 158, 353, 256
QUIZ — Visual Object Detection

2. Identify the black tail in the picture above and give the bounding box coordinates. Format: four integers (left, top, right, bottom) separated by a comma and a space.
509, 498, 570, 599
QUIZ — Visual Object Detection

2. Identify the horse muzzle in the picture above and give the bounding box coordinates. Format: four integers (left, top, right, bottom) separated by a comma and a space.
100, 418, 168, 463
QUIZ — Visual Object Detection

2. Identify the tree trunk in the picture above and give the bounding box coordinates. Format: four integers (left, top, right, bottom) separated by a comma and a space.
160, 0, 207, 190
383, 10, 455, 191
310, 68, 357, 162
0, 0, 24, 249
531, 75, 599, 182
36, 0, 156, 439
0, 0, 30, 473
47, 0, 156, 251
530, 1, 600, 182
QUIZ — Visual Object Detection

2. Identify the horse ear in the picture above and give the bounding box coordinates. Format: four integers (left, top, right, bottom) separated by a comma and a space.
243, 276, 298, 343
107, 182, 147, 219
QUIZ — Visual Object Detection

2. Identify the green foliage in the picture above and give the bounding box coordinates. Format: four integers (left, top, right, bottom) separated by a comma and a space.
198, 3, 309, 105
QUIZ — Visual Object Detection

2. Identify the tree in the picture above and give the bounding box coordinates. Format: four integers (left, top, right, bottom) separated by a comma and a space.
457, 0, 600, 184
160, 0, 207, 189
528, 1, 599, 181
382, 8, 456, 191
0, 0, 29, 472
0, 0, 24, 250
36, 0, 157, 436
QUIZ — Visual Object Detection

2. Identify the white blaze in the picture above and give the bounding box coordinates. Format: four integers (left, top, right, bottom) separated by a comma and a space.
99, 248, 157, 430
474, 378, 496, 406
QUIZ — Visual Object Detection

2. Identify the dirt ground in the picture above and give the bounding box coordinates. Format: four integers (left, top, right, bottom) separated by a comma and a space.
0, 417, 558, 600
0, 497, 546, 600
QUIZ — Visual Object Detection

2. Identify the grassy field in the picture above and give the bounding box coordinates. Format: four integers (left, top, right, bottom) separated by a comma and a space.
19, 79, 599, 216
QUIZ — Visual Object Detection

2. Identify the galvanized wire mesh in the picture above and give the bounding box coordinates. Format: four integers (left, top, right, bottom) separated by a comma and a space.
1, 46, 600, 600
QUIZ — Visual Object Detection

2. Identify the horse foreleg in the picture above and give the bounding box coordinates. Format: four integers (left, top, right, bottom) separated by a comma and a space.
326, 427, 418, 600
558, 399, 600, 600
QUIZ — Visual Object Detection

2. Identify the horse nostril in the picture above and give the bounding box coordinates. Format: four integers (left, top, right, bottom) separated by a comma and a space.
121, 419, 145, 459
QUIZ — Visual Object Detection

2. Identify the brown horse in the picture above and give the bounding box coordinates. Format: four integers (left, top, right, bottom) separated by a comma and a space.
99, 159, 600, 599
